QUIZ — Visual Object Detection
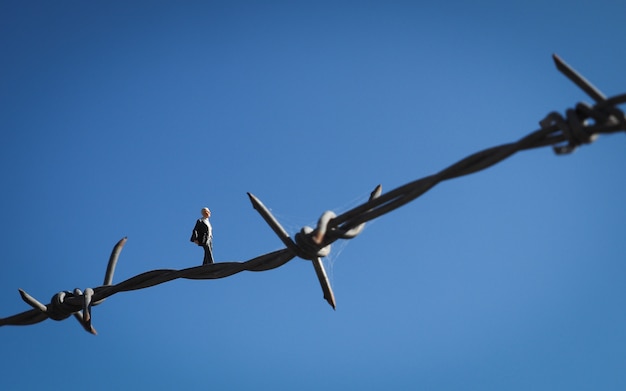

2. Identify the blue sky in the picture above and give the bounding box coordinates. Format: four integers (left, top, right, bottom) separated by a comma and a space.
1, 1, 625, 390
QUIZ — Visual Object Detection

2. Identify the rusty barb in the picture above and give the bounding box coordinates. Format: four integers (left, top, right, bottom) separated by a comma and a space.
1, 55, 625, 334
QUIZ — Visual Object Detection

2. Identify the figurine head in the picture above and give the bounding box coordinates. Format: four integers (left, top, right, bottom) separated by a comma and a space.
201, 207, 211, 218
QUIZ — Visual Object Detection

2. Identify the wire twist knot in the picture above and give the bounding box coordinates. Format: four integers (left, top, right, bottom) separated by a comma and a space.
295, 217, 334, 260
46, 291, 78, 321
540, 108, 593, 154
540, 54, 626, 154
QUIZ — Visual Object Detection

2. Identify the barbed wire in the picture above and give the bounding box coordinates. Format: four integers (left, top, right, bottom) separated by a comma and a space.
2, 54, 625, 334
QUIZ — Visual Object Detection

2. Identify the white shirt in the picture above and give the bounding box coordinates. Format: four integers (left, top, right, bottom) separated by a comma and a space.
202, 217, 213, 240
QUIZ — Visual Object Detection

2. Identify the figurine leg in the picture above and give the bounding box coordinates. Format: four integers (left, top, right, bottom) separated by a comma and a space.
202, 241, 214, 265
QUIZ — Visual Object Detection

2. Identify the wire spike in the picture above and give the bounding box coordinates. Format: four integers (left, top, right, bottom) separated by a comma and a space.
83, 288, 94, 325
104, 237, 127, 286
312, 257, 336, 310
18, 289, 47, 312
73, 312, 97, 335
552, 53, 606, 103
247, 192, 298, 252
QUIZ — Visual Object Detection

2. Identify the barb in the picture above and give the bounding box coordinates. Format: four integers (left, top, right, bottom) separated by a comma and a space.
2, 55, 625, 334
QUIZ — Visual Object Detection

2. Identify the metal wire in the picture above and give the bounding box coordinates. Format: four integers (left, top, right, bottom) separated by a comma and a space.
2, 54, 625, 334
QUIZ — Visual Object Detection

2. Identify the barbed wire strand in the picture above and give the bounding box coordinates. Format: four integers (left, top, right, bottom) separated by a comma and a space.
2, 54, 625, 334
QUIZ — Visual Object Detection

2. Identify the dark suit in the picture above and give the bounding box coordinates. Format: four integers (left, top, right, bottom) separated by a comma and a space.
190, 218, 214, 265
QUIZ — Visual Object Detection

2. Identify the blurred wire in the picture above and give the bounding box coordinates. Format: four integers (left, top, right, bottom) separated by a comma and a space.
2, 54, 624, 334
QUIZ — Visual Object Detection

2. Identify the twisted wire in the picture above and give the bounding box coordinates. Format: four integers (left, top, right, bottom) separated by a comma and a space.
2, 54, 625, 334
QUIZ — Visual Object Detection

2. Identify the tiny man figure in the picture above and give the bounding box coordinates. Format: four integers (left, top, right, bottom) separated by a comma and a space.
190, 207, 214, 265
